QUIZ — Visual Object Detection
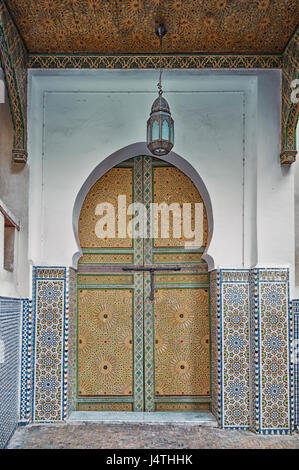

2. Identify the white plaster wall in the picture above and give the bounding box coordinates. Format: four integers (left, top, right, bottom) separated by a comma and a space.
0, 69, 30, 298
27, 69, 294, 288
294, 124, 299, 298
256, 72, 294, 267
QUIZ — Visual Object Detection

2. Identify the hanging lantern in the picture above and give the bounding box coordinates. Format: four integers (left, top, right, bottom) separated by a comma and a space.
147, 24, 174, 156
147, 88, 174, 156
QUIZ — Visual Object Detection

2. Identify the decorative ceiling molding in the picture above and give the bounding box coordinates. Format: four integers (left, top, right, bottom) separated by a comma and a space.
27, 53, 283, 70
280, 27, 299, 165
0, 0, 28, 163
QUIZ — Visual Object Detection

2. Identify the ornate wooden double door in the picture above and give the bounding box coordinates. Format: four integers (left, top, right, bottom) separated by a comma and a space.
77, 156, 210, 412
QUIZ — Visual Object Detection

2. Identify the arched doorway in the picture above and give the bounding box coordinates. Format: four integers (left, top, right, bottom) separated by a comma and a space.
76, 153, 212, 412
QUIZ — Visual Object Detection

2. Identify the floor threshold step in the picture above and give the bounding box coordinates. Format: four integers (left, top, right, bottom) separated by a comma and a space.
68, 411, 218, 427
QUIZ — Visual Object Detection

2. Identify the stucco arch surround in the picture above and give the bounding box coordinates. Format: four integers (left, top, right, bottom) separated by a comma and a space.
72, 141, 214, 270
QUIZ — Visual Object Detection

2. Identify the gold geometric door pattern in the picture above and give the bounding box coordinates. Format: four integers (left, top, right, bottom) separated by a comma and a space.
77, 156, 210, 412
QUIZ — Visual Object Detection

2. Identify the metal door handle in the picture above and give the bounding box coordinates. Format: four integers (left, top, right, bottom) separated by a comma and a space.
122, 266, 181, 300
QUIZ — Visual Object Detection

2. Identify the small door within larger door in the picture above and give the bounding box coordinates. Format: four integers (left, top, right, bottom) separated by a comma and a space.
77, 156, 210, 411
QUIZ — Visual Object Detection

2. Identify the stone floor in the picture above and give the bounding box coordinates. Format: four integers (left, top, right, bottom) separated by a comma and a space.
7, 423, 299, 449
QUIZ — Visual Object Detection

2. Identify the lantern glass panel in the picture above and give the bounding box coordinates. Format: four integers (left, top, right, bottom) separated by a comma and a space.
162, 119, 169, 140
152, 120, 159, 140
170, 124, 174, 144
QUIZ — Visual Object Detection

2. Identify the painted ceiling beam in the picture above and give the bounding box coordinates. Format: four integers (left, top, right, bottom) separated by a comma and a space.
280, 27, 299, 165
0, 0, 28, 164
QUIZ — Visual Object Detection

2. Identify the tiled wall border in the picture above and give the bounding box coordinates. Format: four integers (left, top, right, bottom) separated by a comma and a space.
249, 269, 259, 432
292, 299, 299, 430
32, 267, 67, 422
65, 268, 77, 418
19, 298, 32, 423
253, 269, 292, 434
210, 269, 221, 425
220, 270, 250, 429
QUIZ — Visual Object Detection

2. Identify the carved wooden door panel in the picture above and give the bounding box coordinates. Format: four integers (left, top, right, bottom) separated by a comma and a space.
77, 156, 210, 412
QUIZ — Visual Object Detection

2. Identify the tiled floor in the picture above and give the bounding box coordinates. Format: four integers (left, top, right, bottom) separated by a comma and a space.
8, 423, 299, 449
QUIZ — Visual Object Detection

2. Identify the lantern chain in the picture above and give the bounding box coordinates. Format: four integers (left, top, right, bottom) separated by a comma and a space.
156, 23, 167, 96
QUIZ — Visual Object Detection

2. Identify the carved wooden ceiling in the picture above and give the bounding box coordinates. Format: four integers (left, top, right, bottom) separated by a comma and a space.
4, 0, 299, 55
